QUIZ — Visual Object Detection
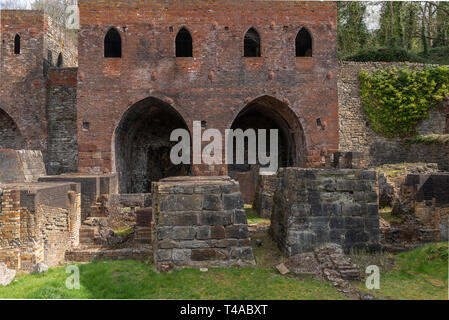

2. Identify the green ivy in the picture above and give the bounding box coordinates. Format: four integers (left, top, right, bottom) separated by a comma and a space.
359, 66, 449, 138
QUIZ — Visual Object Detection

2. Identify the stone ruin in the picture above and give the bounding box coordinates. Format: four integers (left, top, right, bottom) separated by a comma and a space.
1, 3, 448, 278
152, 176, 255, 271
270, 168, 381, 255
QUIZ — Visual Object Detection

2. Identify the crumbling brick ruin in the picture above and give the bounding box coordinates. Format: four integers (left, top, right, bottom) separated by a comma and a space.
1, 1, 448, 272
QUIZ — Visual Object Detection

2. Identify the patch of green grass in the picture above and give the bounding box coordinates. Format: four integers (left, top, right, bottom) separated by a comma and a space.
114, 227, 134, 237
379, 207, 403, 225
357, 243, 448, 300
244, 204, 270, 225
0, 260, 344, 300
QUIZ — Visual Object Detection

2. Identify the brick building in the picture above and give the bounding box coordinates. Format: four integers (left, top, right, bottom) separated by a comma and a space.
1, 1, 339, 194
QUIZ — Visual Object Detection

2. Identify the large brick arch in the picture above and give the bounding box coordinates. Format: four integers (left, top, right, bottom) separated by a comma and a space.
0, 108, 26, 150
227, 95, 306, 174
113, 96, 192, 193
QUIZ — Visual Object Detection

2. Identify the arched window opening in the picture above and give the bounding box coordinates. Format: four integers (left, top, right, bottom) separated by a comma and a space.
244, 28, 261, 57
175, 27, 193, 57
296, 28, 312, 57
14, 34, 20, 54
104, 27, 122, 58
57, 53, 63, 67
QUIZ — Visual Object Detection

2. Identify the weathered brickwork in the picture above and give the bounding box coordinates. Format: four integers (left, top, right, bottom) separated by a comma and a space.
0, 182, 81, 271
0, 10, 78, 161
270, 168, 381, 255
77, 0, 339, 188
152, 176, 255, 270
338, 61, 449, 170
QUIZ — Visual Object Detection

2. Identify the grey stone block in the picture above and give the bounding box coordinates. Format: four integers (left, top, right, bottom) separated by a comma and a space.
223, 192, 244, 210
233, 209, 247, 224
199, 211, 232, 225
202, 194, 222, 211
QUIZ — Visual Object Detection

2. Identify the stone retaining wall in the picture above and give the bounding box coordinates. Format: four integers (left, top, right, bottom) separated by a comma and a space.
270, 168, 381, 255
338, 61, 449, 170
152, 176, 255, 271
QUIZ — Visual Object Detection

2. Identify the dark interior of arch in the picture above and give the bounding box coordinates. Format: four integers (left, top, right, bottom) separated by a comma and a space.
244, 28, 261, 57
57, 53, 63, 67
0, 109, 26, 149
14, 34, 20, 54
115, 98, 191, 193
104, 28, 122, 58
176, 28, 193, 57
228, 98, 297, 175
296, 28, 312, 57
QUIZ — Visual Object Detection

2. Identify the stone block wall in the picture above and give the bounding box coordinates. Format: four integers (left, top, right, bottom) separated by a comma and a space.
270, 168, 381, 255
0, 182, 81, 271
338, 61, 449, 171
39, 173, 118, 220
0, 149, 46, 183
253, 173, 278, 219
152, 176, 255, 271
47, 68, 78, 175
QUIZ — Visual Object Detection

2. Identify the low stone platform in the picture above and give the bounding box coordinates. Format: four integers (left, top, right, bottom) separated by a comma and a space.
65, 245, 152, 262
152, 176, 256, 271
39, 173, 118, 220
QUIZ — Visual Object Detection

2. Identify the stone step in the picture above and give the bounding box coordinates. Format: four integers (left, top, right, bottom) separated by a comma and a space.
65, 245, 153, 262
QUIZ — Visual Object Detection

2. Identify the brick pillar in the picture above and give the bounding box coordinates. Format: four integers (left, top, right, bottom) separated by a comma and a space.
0, 189, 21, 270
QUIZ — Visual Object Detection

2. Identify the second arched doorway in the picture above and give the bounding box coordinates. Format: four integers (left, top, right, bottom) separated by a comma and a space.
227, 95, 305, 177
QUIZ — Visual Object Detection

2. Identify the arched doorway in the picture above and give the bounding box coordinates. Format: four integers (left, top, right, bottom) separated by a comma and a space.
0, 108, 26, 149
228, 96, 305, 176
114, 97, 191, 193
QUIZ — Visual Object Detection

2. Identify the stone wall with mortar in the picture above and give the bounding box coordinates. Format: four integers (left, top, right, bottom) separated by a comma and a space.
0, 182, 81, 271
270, 168, 381, 255
152, 176, 255, 271
338, 61, 449, 170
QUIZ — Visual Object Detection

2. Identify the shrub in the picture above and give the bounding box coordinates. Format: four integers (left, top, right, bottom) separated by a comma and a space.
360, 66, 449, 137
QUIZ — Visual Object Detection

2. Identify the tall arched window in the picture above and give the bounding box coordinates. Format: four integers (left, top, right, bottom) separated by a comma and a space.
57, 53, 63, 67
14, 34, 21, 54
175, 27, 193, 57
104, 27, 122, 58
244, 28, 261, 57
296, 28, 312, 57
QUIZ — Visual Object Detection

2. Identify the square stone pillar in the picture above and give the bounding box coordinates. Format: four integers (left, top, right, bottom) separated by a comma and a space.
152, 176, 255, 271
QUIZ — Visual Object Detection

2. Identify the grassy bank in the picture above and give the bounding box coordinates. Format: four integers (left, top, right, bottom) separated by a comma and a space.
0, 242, 447, 300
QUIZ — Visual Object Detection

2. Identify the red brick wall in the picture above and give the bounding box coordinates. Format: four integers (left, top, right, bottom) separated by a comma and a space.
0, 10, 48, 152
77, 0, 339, 175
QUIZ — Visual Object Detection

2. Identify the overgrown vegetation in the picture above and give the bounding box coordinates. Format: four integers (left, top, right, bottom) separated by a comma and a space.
360, 66, 449, 137
339, 2, 449, 65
